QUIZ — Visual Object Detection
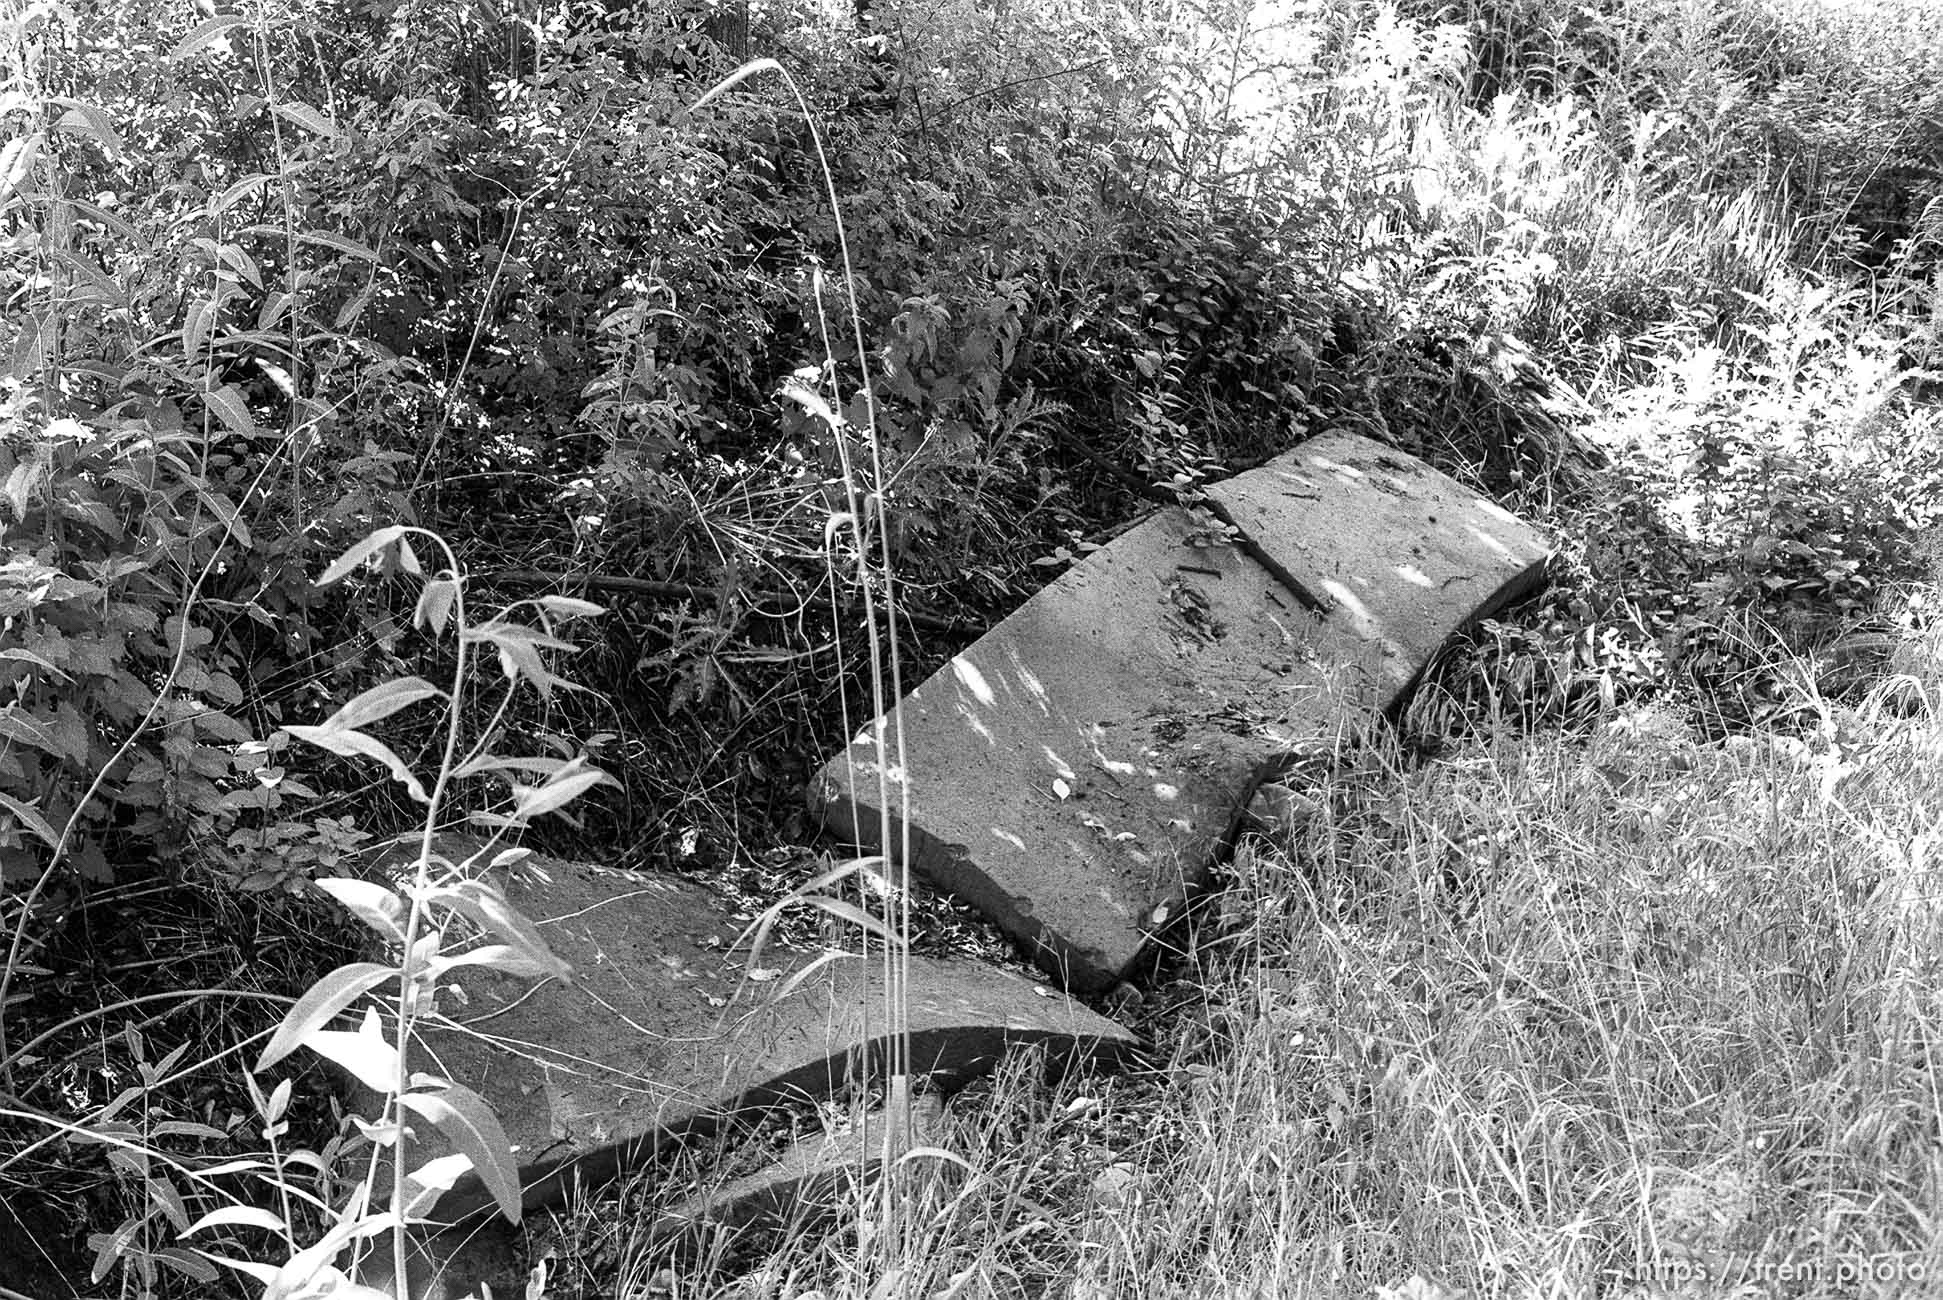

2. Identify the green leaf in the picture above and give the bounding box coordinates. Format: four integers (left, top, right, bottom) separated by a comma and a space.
320, 677, 444, 734
49, 98, 125, 161
534, 596, 604, 621
152, 1247, 220, 1283
462, 620, 579, 697
210, 172, 272, 216
270, 101, 339, 140
0, 132, 41, 209
451, 753, 572, 780
182, 297, 216, 366
312, 877, 408, 945
414, 579, 459, 635
283, 724, 428, 803
146, 1175, 190, 1231
255, 962, 396, 1072
420, 879, 570, 984
508, 758, 616, 822
302, 1007, 399, 1093
428, 943, 570, 980
202, 385, 261, 439
258, 1208, 399, 1299
296, 229, 379, 261
168, 14, 249, 60
397, 1079, 522, 1223
0, 790, 60, 850
317, 526, 411, 587
187, 1251, 277, 1289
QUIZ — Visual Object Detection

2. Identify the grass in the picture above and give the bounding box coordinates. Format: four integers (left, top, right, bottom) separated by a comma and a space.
583, 614, 1943, 1297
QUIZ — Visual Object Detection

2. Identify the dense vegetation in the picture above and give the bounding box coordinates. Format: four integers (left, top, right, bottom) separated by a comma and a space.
4, 0, 1943, 1294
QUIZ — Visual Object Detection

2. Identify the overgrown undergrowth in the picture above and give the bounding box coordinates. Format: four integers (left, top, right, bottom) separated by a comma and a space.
8, 0, 1943, 1294
614, 628, 1943, 1298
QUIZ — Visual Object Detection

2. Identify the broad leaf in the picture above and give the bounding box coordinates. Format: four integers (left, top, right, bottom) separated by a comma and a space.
0, 790, 60, 850
180, 1205, 285, 1236
533, 595, 603, 621
297, 229, 380, 261
190, 1251, 278, 1288
167, 14, 248, 60
0, 133, 41, 210
283, 724, 428, 803
210, 172, 272, 216
203, 385, 262, 439
301, 1007, 399, 1094
420, 879, 570, 984
313, 877, 408, 945
261, 1209, 398, 1300
270, 101, 339, 140
414, 579, 459, 635
428, 944, 569, 980
317, 677, 443, 734
452, 753, 572, 780
462, 620, 580, 697
49, 98, 126, 161
256, 962, 395, 1072
397, 1080, 522, 1223
316, 526, 410, 587
400, 1153, 475, 1219
507, 758, 615, 822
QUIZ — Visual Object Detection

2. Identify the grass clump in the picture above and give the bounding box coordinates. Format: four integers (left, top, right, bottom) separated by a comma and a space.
599, 624, 1943, 1298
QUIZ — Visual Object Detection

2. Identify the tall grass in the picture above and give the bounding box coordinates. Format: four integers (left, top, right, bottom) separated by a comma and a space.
633, 608, 1943, 1297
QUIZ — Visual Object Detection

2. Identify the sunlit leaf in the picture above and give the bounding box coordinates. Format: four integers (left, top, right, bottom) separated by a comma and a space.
296, 229, 380, 261
261, 1209, 398, 1300
312, 877, 408, 945
270, 101, 339, 140
533, 595, 603, 621
0, 132, 42, 209
283, 724, 428, 803
167, 14, 248, 60
180, 1205, 286, 1237
414, 578, 459, 635
210, 172, 273, 216
317, 526, 411, 587
452, 753, 572, 780
301, 1007, 399, 1094
397, 1079, 522, 1223
317, 677, 444, 734
428, 943, 570, 980
49, 98, 125, 161
189, 1251, 278, 1287
462, 620, 580, 697
507, 758, 616, 822
255, 962, 395, 1072
420, 879, 570, 984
